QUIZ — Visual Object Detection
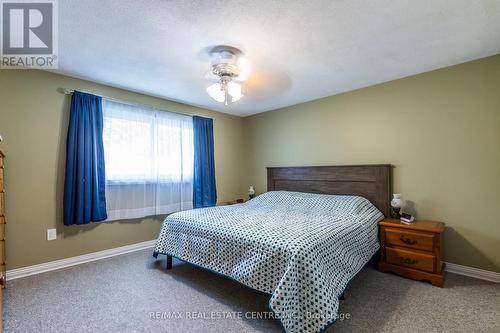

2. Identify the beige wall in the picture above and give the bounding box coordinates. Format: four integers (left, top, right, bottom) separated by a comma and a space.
242, 55, 500, 272
0, 70, 245, 269
2, 55, 499, 273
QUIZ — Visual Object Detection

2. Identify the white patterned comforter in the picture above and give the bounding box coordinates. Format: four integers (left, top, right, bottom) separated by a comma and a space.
153, 191, 383, 333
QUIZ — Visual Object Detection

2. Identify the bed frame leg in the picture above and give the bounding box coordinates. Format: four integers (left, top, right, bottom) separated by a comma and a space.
166, 255, 172, 270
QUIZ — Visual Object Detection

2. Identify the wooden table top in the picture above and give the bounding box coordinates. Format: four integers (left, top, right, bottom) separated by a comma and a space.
379, 218, 445, 233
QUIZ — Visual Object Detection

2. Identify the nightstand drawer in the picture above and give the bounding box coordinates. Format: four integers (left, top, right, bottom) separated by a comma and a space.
386, 247, 435, 273
385, 228, 435, 252
0, 223, 4, 240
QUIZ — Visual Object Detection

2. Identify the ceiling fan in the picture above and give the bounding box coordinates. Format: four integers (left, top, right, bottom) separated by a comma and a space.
205, 46, 249, 105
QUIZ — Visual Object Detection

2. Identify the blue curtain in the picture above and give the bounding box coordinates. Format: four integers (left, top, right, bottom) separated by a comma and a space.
193, 116, 217, 208
63, 91, 107, 225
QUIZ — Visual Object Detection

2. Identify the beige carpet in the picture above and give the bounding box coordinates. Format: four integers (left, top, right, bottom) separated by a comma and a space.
5, 249, 500, 332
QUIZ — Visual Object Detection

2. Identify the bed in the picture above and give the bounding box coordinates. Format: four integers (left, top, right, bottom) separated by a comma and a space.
153, 165, 392, 333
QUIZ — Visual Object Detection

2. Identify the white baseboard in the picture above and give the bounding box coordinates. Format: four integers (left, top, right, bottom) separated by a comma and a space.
6, 239, 156, 281
6, 241, 499, 284
445, 262, 500, 283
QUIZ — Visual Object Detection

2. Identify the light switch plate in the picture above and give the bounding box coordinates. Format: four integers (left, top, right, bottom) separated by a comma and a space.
47, 228, 56, 241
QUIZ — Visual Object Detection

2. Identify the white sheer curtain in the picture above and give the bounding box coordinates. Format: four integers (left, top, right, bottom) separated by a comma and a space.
102, 99, 193, 221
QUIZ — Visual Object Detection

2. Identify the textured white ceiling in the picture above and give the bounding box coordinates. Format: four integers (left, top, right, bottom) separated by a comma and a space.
55, 0, 500, 116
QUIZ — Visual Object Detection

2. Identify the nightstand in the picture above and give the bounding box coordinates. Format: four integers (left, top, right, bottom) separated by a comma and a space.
226, 198, 245, 205
378, 218, 445, 287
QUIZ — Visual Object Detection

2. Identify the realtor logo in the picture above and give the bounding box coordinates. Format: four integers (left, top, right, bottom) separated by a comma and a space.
1, 0, 58, 68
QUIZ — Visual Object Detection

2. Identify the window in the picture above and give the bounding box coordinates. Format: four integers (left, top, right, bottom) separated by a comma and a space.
102, 99, 194, 220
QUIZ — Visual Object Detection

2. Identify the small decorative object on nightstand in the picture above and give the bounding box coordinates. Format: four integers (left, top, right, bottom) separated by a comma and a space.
378, 218, 445, 287
390, 193, 403, 218
248, 185, 255, 199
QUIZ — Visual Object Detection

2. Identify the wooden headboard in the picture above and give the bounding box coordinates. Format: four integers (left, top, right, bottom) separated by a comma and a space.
267, 165, 393, 217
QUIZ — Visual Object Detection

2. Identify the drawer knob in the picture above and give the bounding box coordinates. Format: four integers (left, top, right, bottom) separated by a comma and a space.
0, 275, 5, 286
400, 236, 417, 245
399, 257, 417, 265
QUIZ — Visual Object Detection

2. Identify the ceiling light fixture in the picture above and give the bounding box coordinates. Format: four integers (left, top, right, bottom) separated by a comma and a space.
206, 46, 247, 105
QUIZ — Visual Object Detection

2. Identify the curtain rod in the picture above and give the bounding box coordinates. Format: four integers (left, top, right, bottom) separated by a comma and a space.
60, 88, 215, 120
